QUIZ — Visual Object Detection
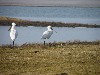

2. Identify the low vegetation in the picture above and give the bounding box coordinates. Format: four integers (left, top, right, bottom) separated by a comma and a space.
0, 16, 100, 28
0, 42, 100, 75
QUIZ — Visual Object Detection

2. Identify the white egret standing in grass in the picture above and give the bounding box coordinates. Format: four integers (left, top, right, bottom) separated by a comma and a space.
41, 26, 53, 45
8, 22, 18, 47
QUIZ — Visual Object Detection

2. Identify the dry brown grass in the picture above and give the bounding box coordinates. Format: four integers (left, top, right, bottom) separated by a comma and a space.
0, 42, 100, 75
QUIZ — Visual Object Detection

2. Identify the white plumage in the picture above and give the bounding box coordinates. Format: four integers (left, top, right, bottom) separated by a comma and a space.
41, 26, 53, 45
42, 26, 53, 39
9, 22, 18, 46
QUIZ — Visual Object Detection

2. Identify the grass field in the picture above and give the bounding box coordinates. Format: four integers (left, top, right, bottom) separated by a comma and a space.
0, 42, 100, 75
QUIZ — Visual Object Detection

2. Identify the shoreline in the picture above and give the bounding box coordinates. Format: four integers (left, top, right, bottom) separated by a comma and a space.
0, 3, 100, 8
0, 17, 100, 28
1, 41, 100, 47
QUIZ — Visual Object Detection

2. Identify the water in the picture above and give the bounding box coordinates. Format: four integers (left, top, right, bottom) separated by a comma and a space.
0, 6, 100, 24
0, 26, 100, 45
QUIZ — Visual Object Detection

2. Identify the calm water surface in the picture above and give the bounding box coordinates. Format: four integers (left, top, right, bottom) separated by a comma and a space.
0, 6, 100, 24
0, 26, 100, 45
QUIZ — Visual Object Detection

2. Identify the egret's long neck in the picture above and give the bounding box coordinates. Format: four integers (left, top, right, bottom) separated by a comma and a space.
11, 25, 15, 30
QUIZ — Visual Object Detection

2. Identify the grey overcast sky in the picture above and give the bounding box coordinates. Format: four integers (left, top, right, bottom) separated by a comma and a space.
0, 0, 100, 7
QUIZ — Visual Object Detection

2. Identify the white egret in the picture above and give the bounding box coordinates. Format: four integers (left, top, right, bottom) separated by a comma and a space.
8, 22, 18, 47
41, 26, 53, 45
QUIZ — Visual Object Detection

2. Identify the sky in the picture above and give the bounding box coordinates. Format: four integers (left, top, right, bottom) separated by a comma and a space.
0, 0, 100, 7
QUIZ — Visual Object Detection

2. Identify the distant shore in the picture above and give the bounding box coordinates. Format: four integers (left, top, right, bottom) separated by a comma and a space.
0, 16, 100, 28
0, 3, 100, 8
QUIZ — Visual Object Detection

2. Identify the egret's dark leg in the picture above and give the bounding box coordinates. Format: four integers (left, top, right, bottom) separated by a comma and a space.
44, 41, 45, 45
13, 41, 14, 47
